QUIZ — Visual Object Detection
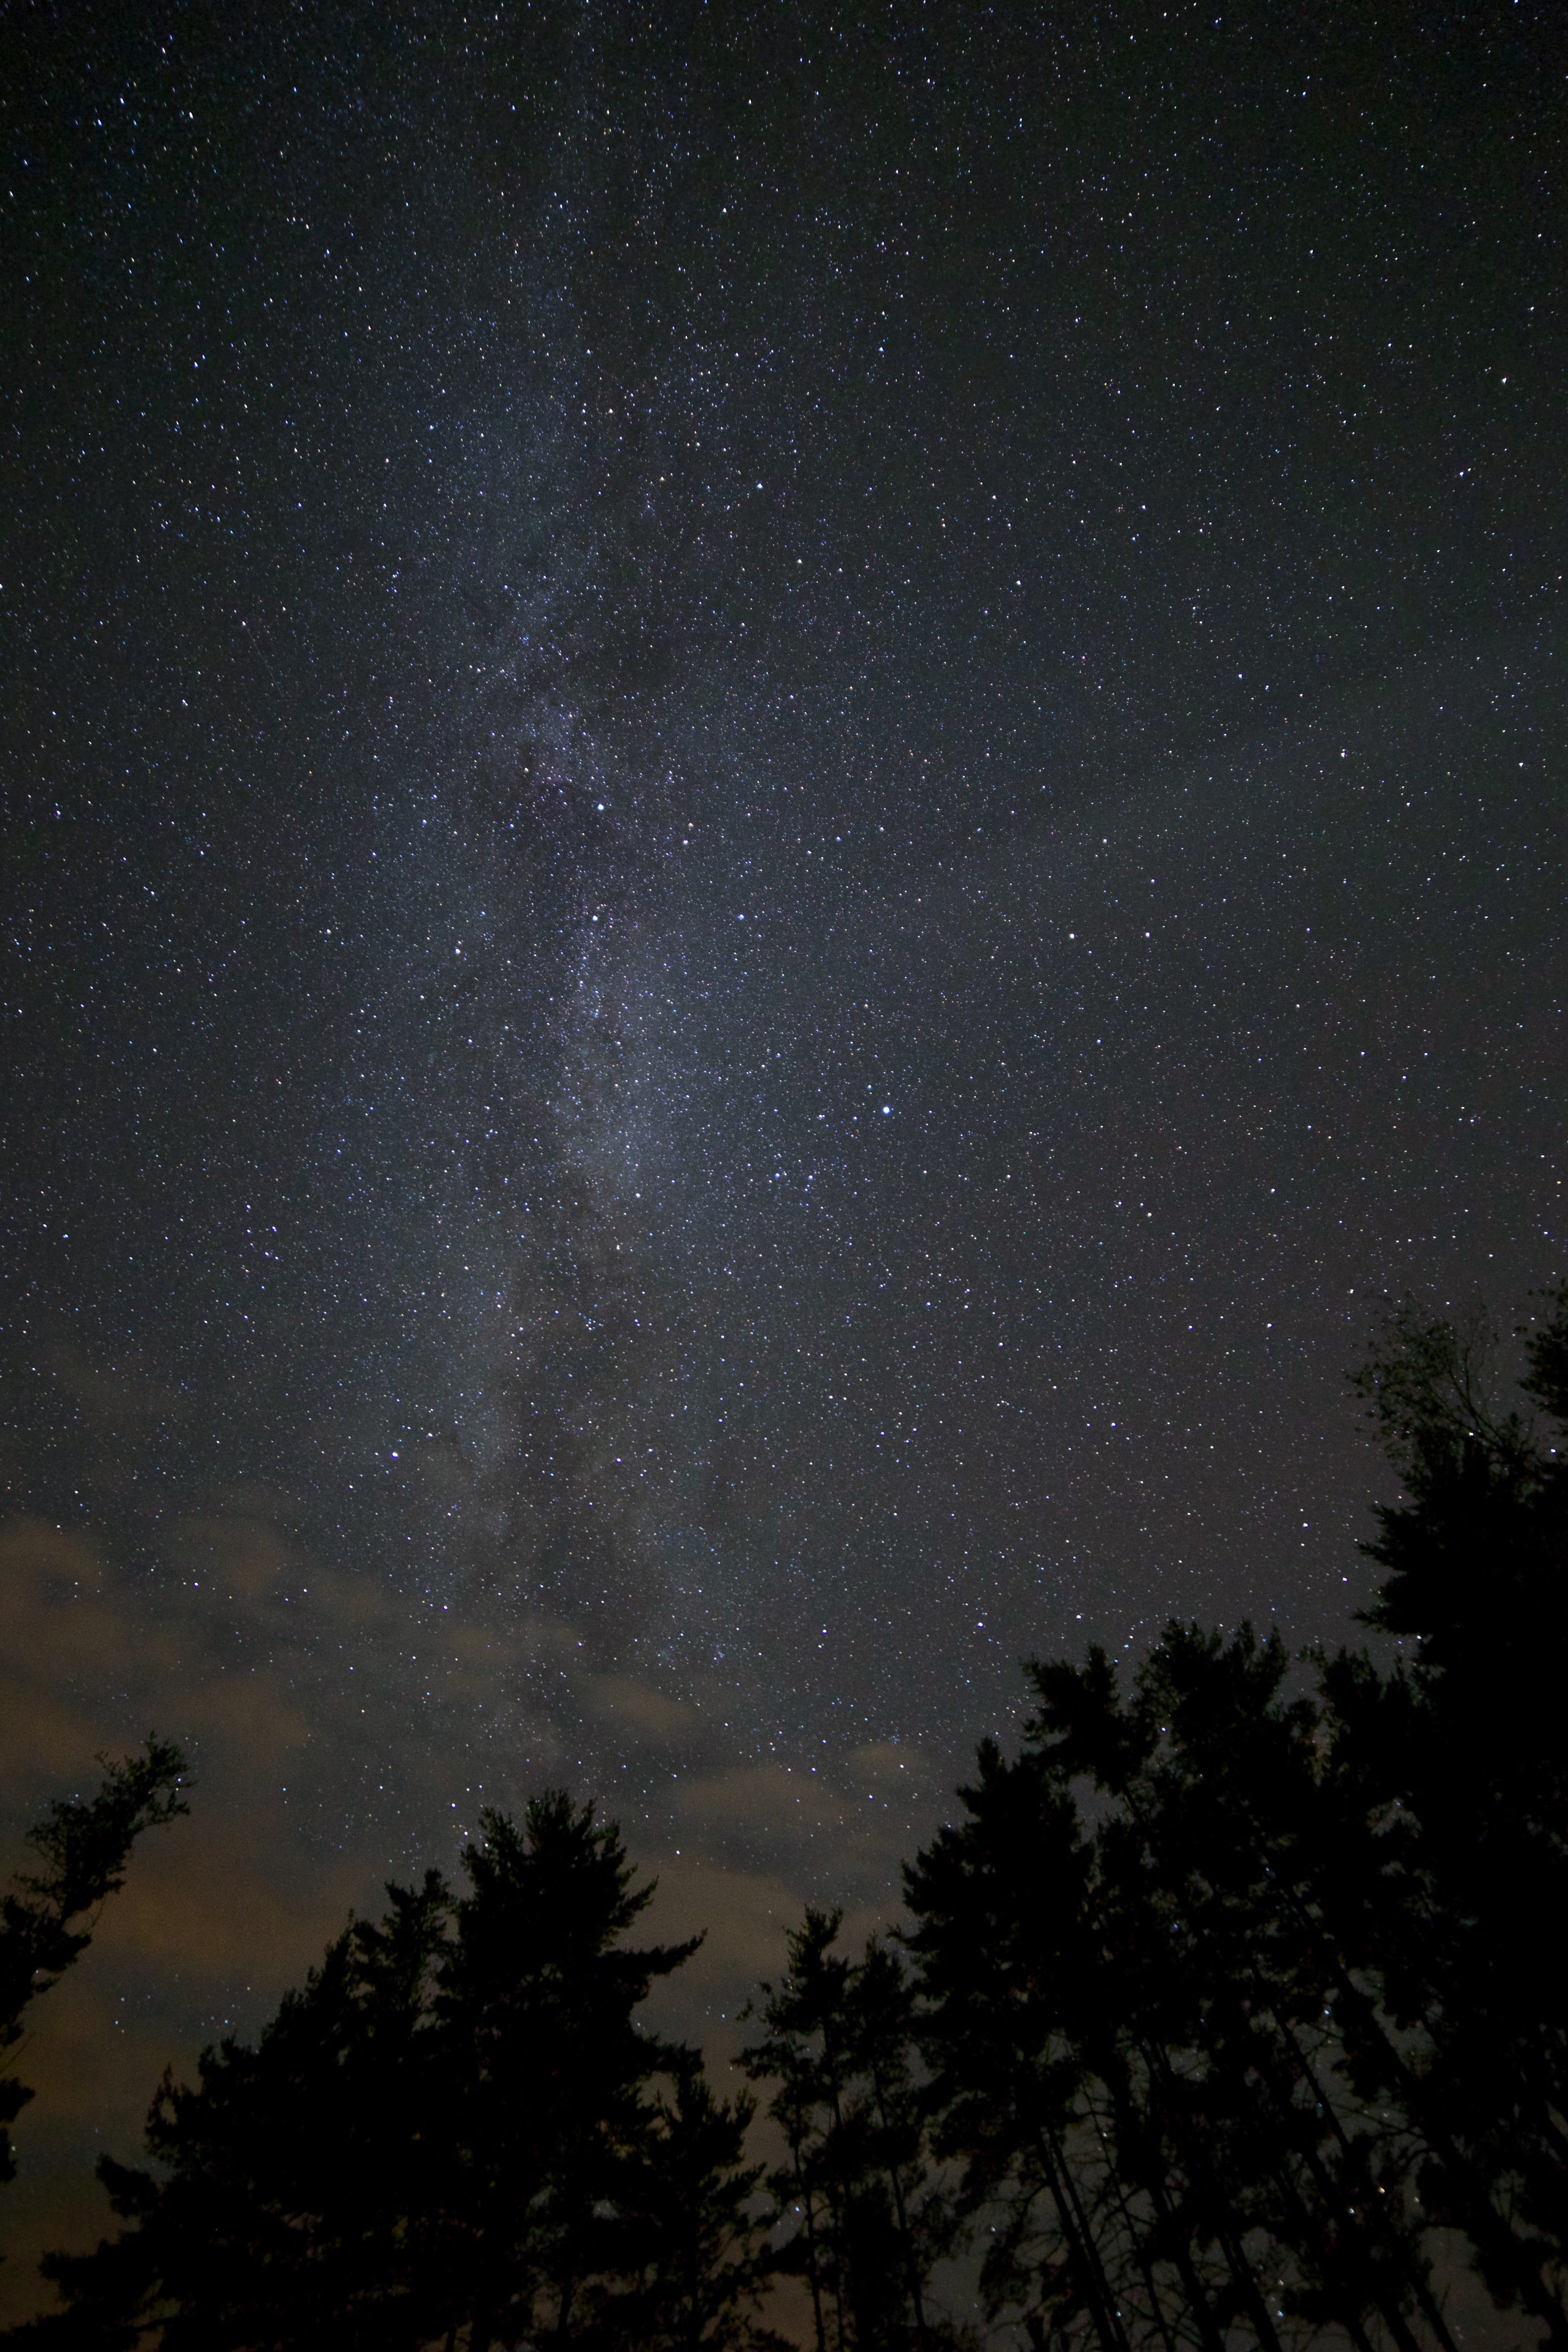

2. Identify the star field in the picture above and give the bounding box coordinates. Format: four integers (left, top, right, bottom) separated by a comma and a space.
0, 0, 1563, 2312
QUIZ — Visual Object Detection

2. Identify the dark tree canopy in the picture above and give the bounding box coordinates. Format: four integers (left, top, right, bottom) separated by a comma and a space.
1, 1738, 189, 2193
7, 1280, 1566, 2349
8, 1791, 778, 2352
738, 1909, 957, 2352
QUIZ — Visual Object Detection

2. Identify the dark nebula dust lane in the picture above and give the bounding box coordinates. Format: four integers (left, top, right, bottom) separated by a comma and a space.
0, 0, 1564, 2303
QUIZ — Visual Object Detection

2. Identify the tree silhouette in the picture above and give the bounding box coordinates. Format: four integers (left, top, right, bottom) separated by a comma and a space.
1331, 1286, 1568, 2337
902, 1744, 1137, 2352
0, 1737, 188, 2195
10, 1280, 1567, 2350
895, 1277, 1568, 2352
427, 1793, 700, 2349
10, 1792, 765, 2350
738, 1912, 957, 2352
609, 2053, 787, 2351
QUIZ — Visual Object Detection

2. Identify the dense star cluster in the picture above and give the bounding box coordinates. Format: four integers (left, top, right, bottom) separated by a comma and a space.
0, 0, 1562, 2321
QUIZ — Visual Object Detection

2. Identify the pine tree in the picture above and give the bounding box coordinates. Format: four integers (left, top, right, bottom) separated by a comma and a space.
428, 1794, 699, 2349
897, 1279, 1568, 2352
906, 1620, 1485, 2352
8, 1793, 742, 2351
1, 1737, 188, 2194
738, 1908, 853, 2352
1326, 1288, 1568, 2338
609, 2053, 787, 2351
902, 1750, 1136, 2352
844, 1937, 951, 2352
15, 1868, 456, 2348
738, 1912, 956, 2352
1093, 1625, 1455, 2352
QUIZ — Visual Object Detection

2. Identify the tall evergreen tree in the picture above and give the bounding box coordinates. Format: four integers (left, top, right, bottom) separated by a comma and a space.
10, 1283, 1565, 2350
901, 1745, 1140, 2352
844, 1936, 949, 2352
608, 2053, 786, 2352
738, 1912, 957, 2352
1032, 1625, 1459, 2352
1, 1738, 188, 2196
1325, 1288, 1568, 2337
739, 1909, 856, 2352
899, 1277, 1568, 2352
8, 1792, 760, 2351
426, 1794, 700, 2349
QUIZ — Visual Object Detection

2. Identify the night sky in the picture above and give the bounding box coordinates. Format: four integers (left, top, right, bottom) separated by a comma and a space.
2, 0, 1563, 2313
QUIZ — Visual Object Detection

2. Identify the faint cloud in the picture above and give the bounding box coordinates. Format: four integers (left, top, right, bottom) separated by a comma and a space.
168, 1513, 303, 1602
851, 1739, 931, 1789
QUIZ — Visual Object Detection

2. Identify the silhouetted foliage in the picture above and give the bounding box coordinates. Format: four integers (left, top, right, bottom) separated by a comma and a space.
11, 1283, 1568, 2350
610, 2053, 789, 2352
1334, 1287, 1568, 2335
11, 1793, 776, 2350
893, 1279, 1568, 2351
738, 1911, 959, 2352
0, 1738, 188, 2192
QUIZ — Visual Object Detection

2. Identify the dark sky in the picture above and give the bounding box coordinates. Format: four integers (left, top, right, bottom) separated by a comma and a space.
1, 0, 1563, 2312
